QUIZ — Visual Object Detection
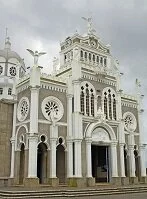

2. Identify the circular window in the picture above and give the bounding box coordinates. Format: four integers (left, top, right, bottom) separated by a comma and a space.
42, 96, 64, 122
10, 66, 16, 76
123, 112, 137, 132
0, 66, 3, 74
17, 97, 29, 122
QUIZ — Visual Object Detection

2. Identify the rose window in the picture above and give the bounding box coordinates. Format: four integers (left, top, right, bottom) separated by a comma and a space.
20, 101, 29, 117
123, 112, 137, 132
42, 96, 64, 122
45, 101, 59, 116
17, 97, 29, 122
10, 66, 16, 76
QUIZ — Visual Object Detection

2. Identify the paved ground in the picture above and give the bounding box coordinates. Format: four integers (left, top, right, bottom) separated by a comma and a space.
51, 192, 147, 199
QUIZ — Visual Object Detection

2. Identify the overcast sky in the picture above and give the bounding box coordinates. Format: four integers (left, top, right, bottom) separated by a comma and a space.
0, 0, 147, 142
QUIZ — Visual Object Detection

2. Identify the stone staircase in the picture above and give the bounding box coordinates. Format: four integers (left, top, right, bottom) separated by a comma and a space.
1, 185, 147, 198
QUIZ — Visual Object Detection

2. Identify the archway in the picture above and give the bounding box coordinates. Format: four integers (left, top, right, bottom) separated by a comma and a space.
91, 127, 110, 182
37, 142, 47, 184
124, 148, 128, 177
56, 138, 65, 183
19, 143, 25, 184
134, 149, 139, 177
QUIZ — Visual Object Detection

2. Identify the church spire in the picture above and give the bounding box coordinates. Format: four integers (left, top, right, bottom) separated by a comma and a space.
4, 28, 11, 50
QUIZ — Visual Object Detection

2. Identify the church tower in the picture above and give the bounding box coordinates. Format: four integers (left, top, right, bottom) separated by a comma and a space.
0, 37, 25, 185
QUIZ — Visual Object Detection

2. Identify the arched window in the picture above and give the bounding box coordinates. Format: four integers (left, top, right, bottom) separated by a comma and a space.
80, 87, 84, 115
104, 58, 107, 66
89, 53, 91, 61
86, 85, 89, 116
104, 92, 108, 119
113, 94, 116, 120
0, 65, 3, 74
100, 57, 103, 65
80, 50, 83, 58
93, 54, 95, 62
0, 88, 3, 95
91, 89, 94, 116
108, 89, 112, 119
97, 56, 99, 63
80, 82, 96, 117
8, 88, 12, 95
85, 52, 87, 59
103, 88, 117, 120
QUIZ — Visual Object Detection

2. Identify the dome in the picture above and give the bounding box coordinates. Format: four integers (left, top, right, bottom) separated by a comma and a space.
0, 49, 22, 62
0, 37, 22, 62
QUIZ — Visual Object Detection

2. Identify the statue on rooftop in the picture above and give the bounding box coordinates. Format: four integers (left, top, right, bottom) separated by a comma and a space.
82, 17, 96, 35
27, 49, 46, 67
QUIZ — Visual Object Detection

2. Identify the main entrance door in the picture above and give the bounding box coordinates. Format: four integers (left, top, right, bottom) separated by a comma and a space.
92, 145, 109, 182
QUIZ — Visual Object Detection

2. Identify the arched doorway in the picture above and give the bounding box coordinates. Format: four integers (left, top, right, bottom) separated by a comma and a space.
124, 147, 128, 177
85, 122, 117, 183
19, 143, 25, 184
56, 138, 65, 183
134, 147, 139, 177
91, 127, 111, 183
37, 142, 47, 184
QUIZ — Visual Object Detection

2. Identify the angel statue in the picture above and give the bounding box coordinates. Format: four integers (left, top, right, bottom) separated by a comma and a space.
82, 17, 96, 35
27, 49, 46, 67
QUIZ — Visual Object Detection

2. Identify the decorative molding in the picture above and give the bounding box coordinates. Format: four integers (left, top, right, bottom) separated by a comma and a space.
121, 101, 137, 108
16, 119, 30, 126
82, 73, 116, 87
40, 83, 67, 93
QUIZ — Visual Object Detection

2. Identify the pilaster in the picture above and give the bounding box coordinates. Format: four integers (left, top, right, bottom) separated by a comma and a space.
111, 142, 118, 177
128, 145, 136, 177
85, 138, 92, 178
119, 143, 125, 177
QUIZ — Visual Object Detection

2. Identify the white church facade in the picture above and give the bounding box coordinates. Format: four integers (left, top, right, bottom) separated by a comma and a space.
0, 23, 146, 187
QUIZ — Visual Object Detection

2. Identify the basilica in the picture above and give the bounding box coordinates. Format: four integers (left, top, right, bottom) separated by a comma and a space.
0, 22, 146, 187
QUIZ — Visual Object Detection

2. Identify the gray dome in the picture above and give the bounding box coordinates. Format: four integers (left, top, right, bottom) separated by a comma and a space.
0, 49, 22, 62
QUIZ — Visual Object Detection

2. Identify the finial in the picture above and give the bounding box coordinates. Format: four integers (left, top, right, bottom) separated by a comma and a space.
135, 78, 141, 96
5, 36, 11, 50
5, 27, 8, 42
4, 27, 11, 49
82, 16, 96, 35
26, 49, 46, 67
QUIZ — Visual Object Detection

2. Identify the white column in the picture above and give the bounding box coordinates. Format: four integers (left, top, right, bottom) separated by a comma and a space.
10, 138, 15, 178
50, 138, 57, 178
86, 139, 92, 177
10, 102, 17, 178
128, 145, 136, 177
119, 143, 126, 177
67, 94, 73, 138
67, 139, 73, 177
30, 87, 39, 134
111, 142, 118, 177
73, 80, 81, 112
74, 140, 82, 177
28, 135, 38, 177
139, 145, 146, 177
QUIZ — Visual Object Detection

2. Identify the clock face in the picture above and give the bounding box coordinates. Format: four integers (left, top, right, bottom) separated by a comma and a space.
90, 39, 97, 48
